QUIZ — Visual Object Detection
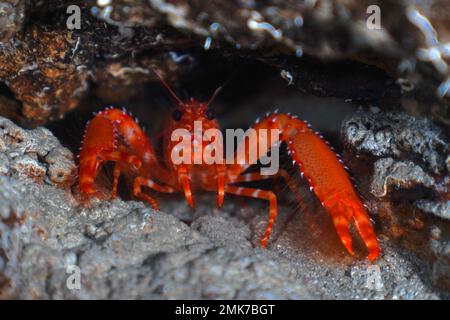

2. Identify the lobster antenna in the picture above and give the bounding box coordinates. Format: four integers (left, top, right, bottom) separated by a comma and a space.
207, 86, 223, 108
152, 69, 185, 106
207, 71, 236, 108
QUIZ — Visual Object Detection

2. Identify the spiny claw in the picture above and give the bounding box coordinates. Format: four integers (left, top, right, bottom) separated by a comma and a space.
367, 246, 380, 261
327, 198, 380, 260
349, 201, 380, 261
330, 213, 355, 256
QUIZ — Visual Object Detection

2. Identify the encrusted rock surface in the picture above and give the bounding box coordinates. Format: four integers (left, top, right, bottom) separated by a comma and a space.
0, 24, 90, 125
342, 110, 448, 175
1, 173, 445, 299
0, 177, 314, 299
0, 116, 76, 186
0, 0, 24, 44
341, 110, 448, 215
371, 158, 437, 198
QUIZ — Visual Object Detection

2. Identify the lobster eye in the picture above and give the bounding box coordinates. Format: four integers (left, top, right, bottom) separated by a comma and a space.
172, 109, 183, 121
205, 109, 216, 120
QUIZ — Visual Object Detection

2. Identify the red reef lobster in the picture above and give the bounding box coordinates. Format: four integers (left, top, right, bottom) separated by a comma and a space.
78, 74, 380, 260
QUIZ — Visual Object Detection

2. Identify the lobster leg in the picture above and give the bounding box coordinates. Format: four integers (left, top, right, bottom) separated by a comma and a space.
110, 147, 143, 198
177, 165, 194, 208
216, 163, 226, 207
133, 176, 176, 210
232, 170, 308, 211
225, 185, 277, 248
112, 163, 121, 199
80, 138, 142, 196
225, 118, 299, 248
229, 169, 307, 247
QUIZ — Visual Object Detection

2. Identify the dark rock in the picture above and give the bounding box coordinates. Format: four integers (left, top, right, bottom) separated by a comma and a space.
416, 201, 449, 221
429, 225, 450, 291
90, 0, 450, 100
371, 158, 436, 199
1, 0, 450, 125
0, 24, 90, 125
341, 110, 449, 219
341, 109, 450, 292
0, 2, 197, 125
